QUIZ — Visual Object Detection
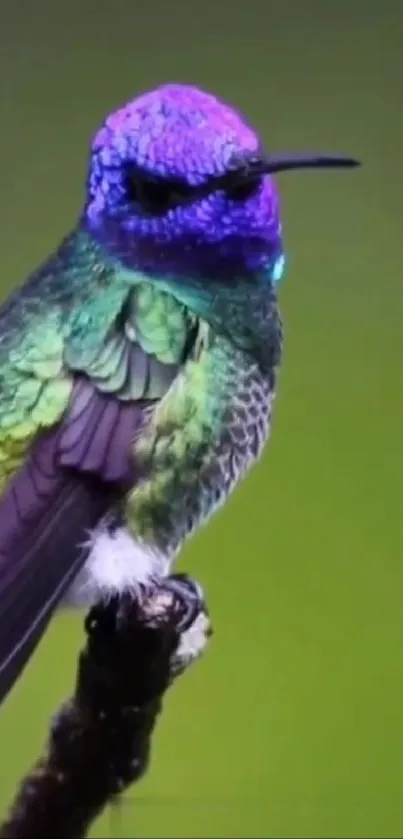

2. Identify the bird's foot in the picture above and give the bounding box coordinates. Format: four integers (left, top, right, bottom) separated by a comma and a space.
80, 572, 212, 712
140, 573, 212, 677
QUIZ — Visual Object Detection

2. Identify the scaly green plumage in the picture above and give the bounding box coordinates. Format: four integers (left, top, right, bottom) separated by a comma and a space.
0, 229, 194, 491
0, 224, 281, 557
128, 325, 277, 550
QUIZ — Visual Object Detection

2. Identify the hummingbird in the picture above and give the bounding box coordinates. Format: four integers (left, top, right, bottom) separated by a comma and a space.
0, 83, 360, 707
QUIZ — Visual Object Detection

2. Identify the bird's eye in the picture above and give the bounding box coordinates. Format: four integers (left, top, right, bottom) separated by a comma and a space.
125, 169, 192, 216
225, 176, 263, 202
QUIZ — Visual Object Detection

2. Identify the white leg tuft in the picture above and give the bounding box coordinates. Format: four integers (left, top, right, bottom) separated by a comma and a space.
63, 525, 169, 609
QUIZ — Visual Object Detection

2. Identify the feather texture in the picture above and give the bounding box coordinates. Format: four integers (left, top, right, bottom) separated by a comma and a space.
0, 231, 194, 490
0, 429, 119, 705
0, 230, 197, 705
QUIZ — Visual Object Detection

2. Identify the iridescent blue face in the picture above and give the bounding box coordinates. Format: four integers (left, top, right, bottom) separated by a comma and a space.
84, 84, 285, 284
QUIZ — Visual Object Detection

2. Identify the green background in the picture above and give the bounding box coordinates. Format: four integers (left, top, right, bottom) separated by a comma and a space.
0, 1, 402, 836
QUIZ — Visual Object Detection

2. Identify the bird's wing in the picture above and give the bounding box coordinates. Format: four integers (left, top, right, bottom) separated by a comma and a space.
0, 276, 195, 706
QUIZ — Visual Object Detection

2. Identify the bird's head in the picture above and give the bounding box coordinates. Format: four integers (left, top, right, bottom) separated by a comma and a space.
83, 83, 359, 349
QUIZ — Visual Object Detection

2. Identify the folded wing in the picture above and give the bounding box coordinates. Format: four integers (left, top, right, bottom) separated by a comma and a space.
0, 278, 195, 706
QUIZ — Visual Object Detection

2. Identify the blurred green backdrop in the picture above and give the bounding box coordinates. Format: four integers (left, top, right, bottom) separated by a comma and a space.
0, 1, 402, 836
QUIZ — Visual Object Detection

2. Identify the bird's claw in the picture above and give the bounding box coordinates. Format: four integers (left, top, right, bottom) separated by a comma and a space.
137, 573, 212, 677
83, 572, 212, 693
161, 574, 212, 676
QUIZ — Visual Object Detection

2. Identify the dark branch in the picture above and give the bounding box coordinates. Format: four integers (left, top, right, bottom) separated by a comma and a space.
0, 574, 211, 839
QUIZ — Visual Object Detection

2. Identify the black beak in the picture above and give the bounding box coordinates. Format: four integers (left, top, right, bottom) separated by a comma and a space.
253, 152, 361, 175
191, 151, 361, 201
